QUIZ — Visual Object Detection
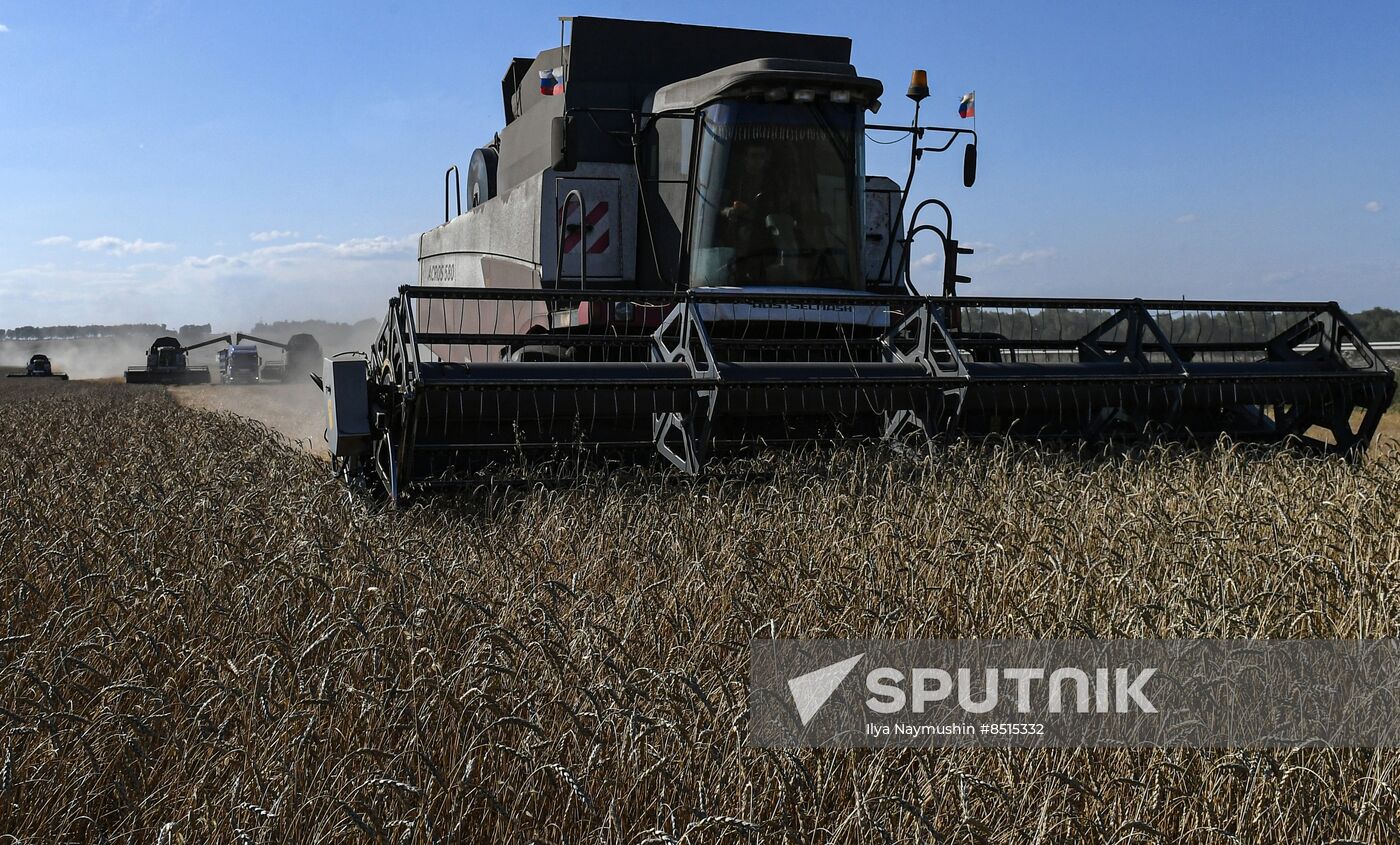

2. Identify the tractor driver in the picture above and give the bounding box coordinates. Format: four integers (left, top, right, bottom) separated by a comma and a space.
718, 143, 800, 283
720, 144, 773, 224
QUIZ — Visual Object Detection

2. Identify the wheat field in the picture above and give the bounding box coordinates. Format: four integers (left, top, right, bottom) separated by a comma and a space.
1, 378, 1397, 843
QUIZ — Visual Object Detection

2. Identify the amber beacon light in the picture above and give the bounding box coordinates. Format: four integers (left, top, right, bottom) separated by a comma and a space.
906, 68, 930, 102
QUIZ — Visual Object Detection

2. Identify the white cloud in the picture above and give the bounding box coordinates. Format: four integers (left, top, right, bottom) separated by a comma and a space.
0, 24, 10, 34
1, 233, 414, 327
332, 235, 413, 257
182, 254, 248, 270
989, 248, 1057, 268
1175, 213, 1198, 224
77, 236, 176, 256
1363, 200, 1382, 213
912, 241, 997, 270
0, 263, 154, 314
246, 235, 414, 259
249, 230, 298, 242
37, 234, 174, 254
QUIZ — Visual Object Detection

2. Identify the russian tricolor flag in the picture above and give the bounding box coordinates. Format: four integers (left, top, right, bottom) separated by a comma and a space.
539, 66, 565, 96
959, 91, 975, 119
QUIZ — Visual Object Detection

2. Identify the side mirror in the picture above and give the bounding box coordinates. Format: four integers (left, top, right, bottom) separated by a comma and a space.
963, 143, 977, 187
551, 116, 576, 172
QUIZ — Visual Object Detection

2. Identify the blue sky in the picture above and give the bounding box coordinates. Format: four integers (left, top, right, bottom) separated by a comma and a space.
1, 1, 1397, 329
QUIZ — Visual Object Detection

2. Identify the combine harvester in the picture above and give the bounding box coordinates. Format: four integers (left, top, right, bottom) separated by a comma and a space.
320, 17, 1396, 500
235, 332, 322, 383
7, 354, 69, 380
125, 335, 231, 385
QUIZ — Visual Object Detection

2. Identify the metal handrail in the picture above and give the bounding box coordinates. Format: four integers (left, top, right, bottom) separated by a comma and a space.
401, 291, 425, 379
444, 165, 461, 223
556, 188, 588, 287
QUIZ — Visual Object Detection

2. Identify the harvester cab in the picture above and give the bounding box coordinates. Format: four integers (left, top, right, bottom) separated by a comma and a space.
218, 343, 262, 385
323, 16, 1395, 500
7, 353, 69, 380
235, 332, 322, 383
124, 334, 231, 385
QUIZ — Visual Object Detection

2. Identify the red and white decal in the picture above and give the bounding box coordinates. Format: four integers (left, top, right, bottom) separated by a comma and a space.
560, 201, 611, 255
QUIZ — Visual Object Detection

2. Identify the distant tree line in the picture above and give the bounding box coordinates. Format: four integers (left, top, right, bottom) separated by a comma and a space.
1350, 308, 1400, 342
954, 305, 1400, 345
0, 323, 171, 341
0, 320, 376, 341
4, 309, 1395, 344
249, 318, 380, 337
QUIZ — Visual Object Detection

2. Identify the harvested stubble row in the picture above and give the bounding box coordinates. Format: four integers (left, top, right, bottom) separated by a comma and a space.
1, 381, 1398, 843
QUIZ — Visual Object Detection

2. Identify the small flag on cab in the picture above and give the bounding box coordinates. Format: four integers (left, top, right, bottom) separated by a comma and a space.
539, 66, 565, 96
959, 91, 975, 119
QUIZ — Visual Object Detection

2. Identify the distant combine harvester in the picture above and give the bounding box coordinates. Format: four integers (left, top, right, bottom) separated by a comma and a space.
122, 332, 321, 386
7, 354, 68, 380
124, 335, 230, 385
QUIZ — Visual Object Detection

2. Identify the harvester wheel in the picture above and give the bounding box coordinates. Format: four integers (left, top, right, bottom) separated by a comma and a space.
370, 429, 405, 504
332, 453, 383, 500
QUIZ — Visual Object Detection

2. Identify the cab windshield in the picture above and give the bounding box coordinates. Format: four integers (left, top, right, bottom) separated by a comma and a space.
687, 100, 863, 289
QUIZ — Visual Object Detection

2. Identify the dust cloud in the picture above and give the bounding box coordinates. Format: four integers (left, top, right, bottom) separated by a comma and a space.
0, 337, 209, 380
2, 320, 382, 451
0, 321, 379, 382
171, 382, 329, 452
